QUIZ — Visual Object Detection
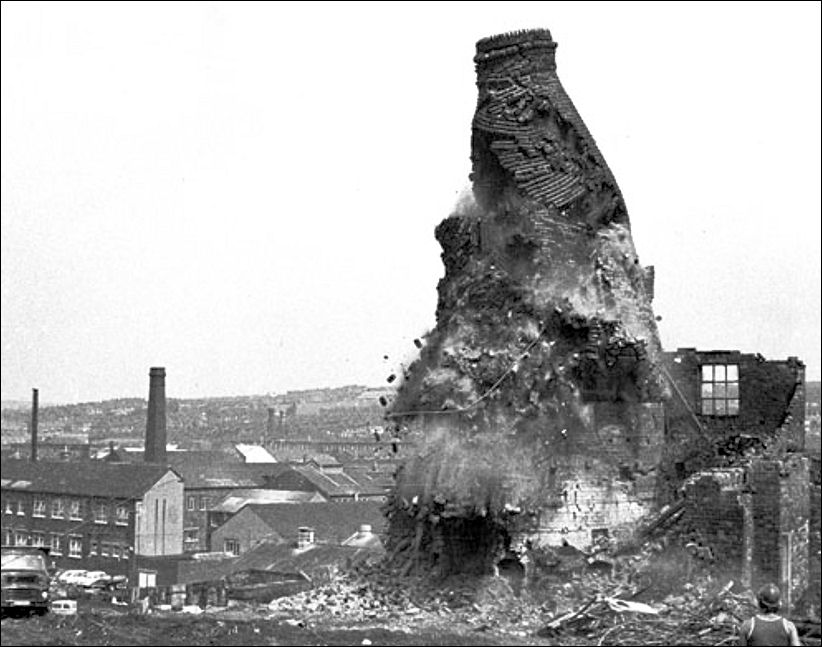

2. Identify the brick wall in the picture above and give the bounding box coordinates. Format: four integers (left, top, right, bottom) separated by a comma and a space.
808, 457, 821, 616
683, 457, 812, 614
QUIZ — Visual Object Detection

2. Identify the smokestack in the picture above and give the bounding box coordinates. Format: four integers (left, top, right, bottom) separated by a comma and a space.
145, 367, 167, 464
267, 407, 275, 438
30, 388, 38, 463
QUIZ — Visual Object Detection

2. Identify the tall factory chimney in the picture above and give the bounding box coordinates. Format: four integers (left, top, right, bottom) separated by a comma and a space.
145, 367, 167, 464
267, 407, 276, 438
30, 388, 38, 462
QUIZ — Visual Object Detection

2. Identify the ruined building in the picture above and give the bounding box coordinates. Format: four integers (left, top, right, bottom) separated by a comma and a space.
383, 28, 815, 605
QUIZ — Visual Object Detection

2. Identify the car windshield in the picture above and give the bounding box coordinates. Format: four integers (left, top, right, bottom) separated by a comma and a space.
1, 552, 47, 571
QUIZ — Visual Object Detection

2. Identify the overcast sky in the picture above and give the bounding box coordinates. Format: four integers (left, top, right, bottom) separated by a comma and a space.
2, 1, 820, 404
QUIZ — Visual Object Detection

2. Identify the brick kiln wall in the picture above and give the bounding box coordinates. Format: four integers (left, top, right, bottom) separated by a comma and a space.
385, 29, 671, 573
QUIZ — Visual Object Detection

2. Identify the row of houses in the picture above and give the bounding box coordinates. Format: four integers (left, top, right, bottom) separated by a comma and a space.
0, 445, 394, 588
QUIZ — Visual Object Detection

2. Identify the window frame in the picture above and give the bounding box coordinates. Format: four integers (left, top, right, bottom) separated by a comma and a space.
68, 535, 83, 559
33, 498, 46, 518
50, 533, 63, 556
69, 499, 82, 521
699, 363, 740, 417
50, 498, 64, 519
115, 504, 129, 526
223, 538, 240, 556
94, 501, 108, 524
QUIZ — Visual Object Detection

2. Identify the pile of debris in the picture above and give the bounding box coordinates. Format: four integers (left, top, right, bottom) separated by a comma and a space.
264, 543, 821, 646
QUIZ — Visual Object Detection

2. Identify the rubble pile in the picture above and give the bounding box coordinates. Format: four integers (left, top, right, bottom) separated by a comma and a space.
262, 546, 822, 646
385, 28, 667, 575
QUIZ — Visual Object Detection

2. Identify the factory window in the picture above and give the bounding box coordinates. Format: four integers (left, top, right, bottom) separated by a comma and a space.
94, 502, 108, 524
115, 505, 128, 525
700, 364, 739, 416
50, 533, 63, 556
68, 535, 83, 559
33, 498, 46, 518
50, 498, 64, 518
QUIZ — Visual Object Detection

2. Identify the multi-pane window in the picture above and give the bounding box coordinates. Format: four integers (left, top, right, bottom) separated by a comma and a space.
187, 496, 196, 511
94, 502, 108, 524
700, 364, 739, 416
3, 529, 12, 545
4, 500, 13, 514
51, 498, 64, 518
112, 544, 121, 559
15, 531, 29, 546
50, 533, 63, 555
69, 500, 82, 520
17, 500, 25, 516
115, 505, 128, 525
223, 539, 240, 556
199, 496, 211, 511
68, 535, 83, 558
33, 499, 46, 517
31, 532, 46, 547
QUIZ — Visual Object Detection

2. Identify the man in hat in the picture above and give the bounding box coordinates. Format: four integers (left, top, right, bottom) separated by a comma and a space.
738, 583, 801, 646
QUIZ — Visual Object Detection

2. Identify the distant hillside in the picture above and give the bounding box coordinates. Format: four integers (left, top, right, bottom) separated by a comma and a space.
1, 386, 392, 445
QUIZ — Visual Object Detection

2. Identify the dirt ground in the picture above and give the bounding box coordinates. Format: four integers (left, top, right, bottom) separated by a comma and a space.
0, 605, 533, 647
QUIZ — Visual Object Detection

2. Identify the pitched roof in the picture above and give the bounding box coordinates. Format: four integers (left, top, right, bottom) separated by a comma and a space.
212, 489, 325, 513
0, 459, 176, 499
280, 465, 388, 498
232, 539, 382, 575
243, 501, 385, 545
178, 539, 380, 583
167, 453, 288, 489
234, 444, 277, 463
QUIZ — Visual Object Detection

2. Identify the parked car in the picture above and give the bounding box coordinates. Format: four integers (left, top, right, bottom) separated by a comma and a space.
1, 546, 51, 614
74, 571, 110, 588
55, 569, 87, 585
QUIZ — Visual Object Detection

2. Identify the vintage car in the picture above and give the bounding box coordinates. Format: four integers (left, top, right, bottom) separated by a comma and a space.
1, 546, 51, 614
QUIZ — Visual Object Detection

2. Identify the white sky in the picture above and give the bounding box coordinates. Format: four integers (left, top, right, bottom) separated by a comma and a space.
2, 1, 820, 404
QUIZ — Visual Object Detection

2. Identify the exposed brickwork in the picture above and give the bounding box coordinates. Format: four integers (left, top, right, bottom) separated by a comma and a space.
682, 457, 812, 615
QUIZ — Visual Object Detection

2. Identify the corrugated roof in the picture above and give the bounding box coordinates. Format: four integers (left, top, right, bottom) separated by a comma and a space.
0, 459, 176, 499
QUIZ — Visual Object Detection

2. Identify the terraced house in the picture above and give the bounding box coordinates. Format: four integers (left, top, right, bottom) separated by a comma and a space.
0, 460, 184, 577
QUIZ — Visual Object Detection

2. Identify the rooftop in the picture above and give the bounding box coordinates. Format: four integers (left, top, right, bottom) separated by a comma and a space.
0, 459, 177, 499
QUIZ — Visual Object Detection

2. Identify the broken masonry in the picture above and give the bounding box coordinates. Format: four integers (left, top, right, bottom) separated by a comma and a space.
384, 28, 668, 576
